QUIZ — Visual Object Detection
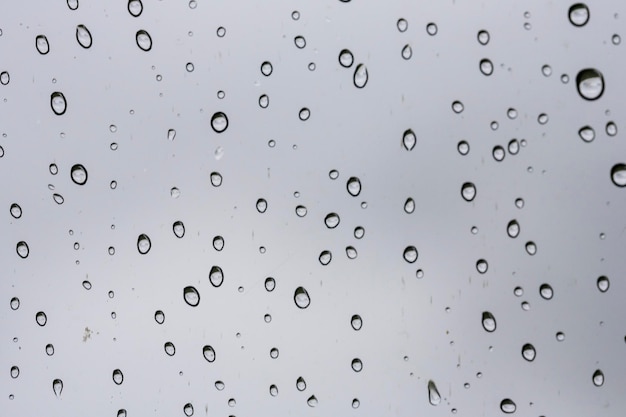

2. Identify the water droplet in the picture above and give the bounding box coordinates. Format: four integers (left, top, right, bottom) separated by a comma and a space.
592, 369, 604, 386
403, 246, 418, 263
403, 198, 415, 214
154, 310, 165, 324
170, 187, 180, 198
345, 246, 358, 259
36, 35, 50, 55
482, 311, 496, 332
507, 220, 520, 238
339, 49, 354, 68
508, 139, 520, 155
216, 27, 226, 37
137, 234, 151, 254
521, 343, 536, 361
298, 108, 310, 122
67, 0, 79, 10
260, 61, 273, 76
0, 71, 9, 85
347, 177, 361, 196
525, 241, 537, 255
538, 113, 549, 124
256, 198, 268, 213
269, 347, 279, 359
210, 112, 229, 133
401, 44, 412, 60
493, 145, 505, 161
402, 129, 416, 150
576, 68, 604, 101
209, 171, 223, 187
539, 283, 553, 300
10, 297, 19, 310
294, 35, 306, 49
52, 379, 63, 397
296, 377, 306, 391
128, 0, 142, 17
500, 398, 516, 413
452, 100, 464, 114
183, 403, 194, 416
578, 126, 595, 142
75, 25, 92, 48
50, 92, 67, 115
82, 280, 92, 290
569, 3, 590, 27
35, 311, 47, 326
397, 18, 408, 32
269, 384, 278, 396
461, 182, 476, 202
259, 94, 269, 108
117, 410, 127, 417
606, 121, 618, 136
479, 59, 493, 76
294, 287, 310, 309
167, 128, 176, 141
212, 235, 224, 251
215, 380, 225, 390
135, 30, 152, 51
292, 10, 300, 20
295, 205, 307, 217
164, 342, 175, 356
69, 164, 88, 185
264, 277, 276, 292
353, 63, 368, 88
202, 345, 216, 362
52, 194, 64, 204
16, 241, 29, 259
597, 276, 610, 292
349, 315, 363, 331
172, 221, 185, 238
10, 366, 19, 378
477, 29, 490, 45
324, 213, 340, 229
10, 203, 22, 219
514, 287, 524, 297
541, 64, 552, 77
426, 22, 438, 35
112, 369, 124, 385
427, 380, 441, 406
556, 331, 565, 341
611, 164, 626, 187
45, 344, 55, 355
351, 358, 363, 372
209, 266, 224, 287
457, 140, 470, 155
185, 62, 194, 72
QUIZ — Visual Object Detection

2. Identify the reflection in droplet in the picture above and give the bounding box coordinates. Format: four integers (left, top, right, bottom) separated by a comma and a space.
112, 369, 124, 385
183, 402, 194, 416
402, 129, 416, 150
294, 286, 310, 309
569, 3, 590, 27
135, 30, 152, 51
500, 398, 516, 414
576, 68, 604, 101
128, 0, 143, 17
75, 25, 92, 48
539, 283, 553, 300
172, 221, 185, 238
154, 310, 165, 324
339, 49, 354, 68
211, 112, 229, 133
16, 241, 29, 259
403, 246, 418, 263
507, 220, 520, 238
212, 236, 224, 251
479, 59, 493, 76
51, 92, 67, 115
347, 177, 361, 196
578, 126, 595, 142
482, 311, 496, 332
203, 345, 216, 362
461, 182, 476, 202
137, 234, 151, 254
597, 276, 610, 292
427, 380, 441, 406
183, 286, 200, 306
209, 266, 224, 287
353, 64, 368, 88
521, 343, 536, 361
10, 203, 22, 219
36, 35, 50, 54
52, 379, 63, 397
611, 164, 626, 187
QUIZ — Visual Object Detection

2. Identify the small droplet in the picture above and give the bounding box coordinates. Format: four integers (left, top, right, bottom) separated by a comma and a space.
402, 129, 416, 150
117, 410, 127, 417
397, 18, 408, 32
10, 297, 20, 310
521, 343, 536, 361
202, 345, 216, 362
541, 64, 552, 77
508, 139, 520, 155
172, 221, 185, 238
569, 3, 590, 27
216, 27, 226, 37
338, 49, 354, 68
324, 213, 340, 229
294, 287, 310, 309
403, 246, 418, 263
457, 141, 470, 155
452, 101, 464, 114
576, 68, 604, 101
137, 234, 151, 254
67, 0, 79, 10
500, 398, 516, 414
154, 310, 165, 324
610, 163, 626, 187
401, 44, 412, 60
167, 129, 176, 141
298, 107, 310, 121
259, 94, 269, 108
210, 172, 223, 187
260, 61, 273, 76
16, 241, 29, 259
507, 220, 520, 238
36, 35, 50, 55
353, 63, 368, 88
82, 280, 92, 290
597, 276, 610, 292
606, 121, 618, 137
164, 342, 176, 356
264, 277, 276, 292
69, 164, 88, 185
50, 92, 67, 115
45, 344, 55, 355
345, 246, 358, 259
592, 369, 604, 387
183, 402, 194, 416
294, 35, 306, 49
112, 369, 124, 385
354, 226, 365, 239
295, 205, 307, 217
296, 377, 306, 391
10, 203, 22, 219
75, 25, 92, 48
427, 380, 441, 406
538, 113, 549, 124
212, 235, 224, 251
135, 30, 152, 51
52, 379, 63, 397
210, 112, 229, 133
493, 146, 505, 161
479, 59, 493, 76
269, 347, 279, 359
404, 198, 415, 214
269, 384, 278, 396
578, 126, 595, 142
209, 266, 224, 287
347, 177, 361, 196
215, 381, 225, 390
351, 358, 363, 372
128, 0, 143, 17
10, 366, 19, 378
525, 241, 537, 255
256, 198, 268, 213
183, 286, 200, 306
482, 311, 496, 332
0, 71, 9, 85
477, 30, 490, 45
426, 22, 438, 35
461, 182, 476, 202
539, 283, 553, 300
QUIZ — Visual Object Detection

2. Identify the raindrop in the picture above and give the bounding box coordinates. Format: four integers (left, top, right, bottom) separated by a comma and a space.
183, 403, 194, 416
216, 27, 226, 37
295, 205, 307, 217
354, 226, 365, 239
164, 342, 175, 356
52, 379, 63, 397
592, 369, 604, 387
210, 172, 223, 187
521, 343, 536, 361
477, 29, 490, 45
10, 366, 19, 378
10, 203, 22, 219
67, 0, 78, 10
260, 61, 273, 76
36, 35, 50, 55
70, 164, 87, 185
611, 164, 626, 187
75, 25, 92, 48
347, 177, 361, 196
493, 146, 505, 161
515, 198, 524, 208
50, 92, 67, 115
172, 221, 185, 238
351, 314, 362, 330
135, 30, 152, 51
612, 34, 621, 45
482, 311, 496, 332
500, 398, 516, 414
569, 3, 590, 27
10, 297, 19, 310
270, 347, 279, 359
426, 22, 438, 35
403, 246, 418, 263
264, 277, 276, 292
53, 194, 64, 204
112, 369, 124, 385
404, 198, 415, 214
402, 129, 416, 150
117, 410, 127, 417
45, 344, 55, 355
324, 213, 340, 229
294, 35, 306, 49
461, 182, 476, 202
397, 18, 408, 32
256, 198, 268, 213
539, 283, 553, 300
36, 311, 48, 326
452, 101, 464, 113
541, 64, 552, 77
479, 59, 493, 76
556, 332, 565, 341
606, 121, 618, 136
82, 280, 92, 290
597, 276, 610, 292
294, 287, 310, 309
338, 49, 354, 68
525, 241, 537, 255
0, 71, 9, 85
212, 235, 224, 251
183, 286, 200, 306
185, 62, 194, 72
296, 377, 306, 391
137, 234, 151, 254
259, 94, 269, 108
401, 44, 412, 60
210, 112, 229, 133
578, 126, 595, 142
128, 0, 143, 17
351, 358, 363, 372
203, 345, 216, 362
352, 398, 360, 408
427, 380, 441, 406
538, 113, 549, 124
16, 241, 29, 259
269, 384, 278, 396
215, 381, 225, 390
457, 140, 470, 155
307, 395, 318, 407
507, 108, 518, 119
353, 63, 368, 88
154, 310, 165, 324
576, 68, 604, 101
507, 220, 520, 238
209, 266, 224, 287
345, 246, 358, 259
298, 108, 310, 121
508, 139, 519, 155
514, 287, 524, 297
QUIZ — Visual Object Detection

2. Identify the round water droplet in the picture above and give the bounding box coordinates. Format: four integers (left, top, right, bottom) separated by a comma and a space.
117, 410, 127, 417
10, 203, 22, 219
402, 129, 416, 150
539, 283, 553, 300
592, 369, 604, 387
183, 403, 194, 416
508, 139, 520, 155
397, 18, 408, 32
576, 68, 604, 101
259, 94, 269, 108
461, 182, 476, 202
324, 213, 340, 229
401, 44, 412, 60
339, 49, 354, 68
479, 59, 493, 76
351, 358, 363, 372
404, 198, 415, 214
606, 121, 618, 137
507, 220, 520, 238
35, 311, 47, 326
214, 381, 225, 390
452, 101, 464, 114
353, 63, 368, 88
515, 198, 525, 208
137, 234, 151, 254
185, 62, 194, 72
264, 277, 276, 292
294, 287, 310, 309
500, 398, 516, 414
256, 198, 268, 213
611, 163, 626, 187
345, 246, 358, 259
269, 384, 278, 396
50, 92, 67, 115
10, 297, 20, 310
202, 345, 215, 362
295, 205, 307, 217
45, 343, 55, 355
493, 145, 505, 161
521, 343, 536, 361
10, 366, 19, 378
212, 235, 224, 251
36, 35, 50, 54
403, 246, 418, 263
296, 377, 306, 391
170, 187, 180, 198
0, 71, 9, 85
216, 27, 226, 37
578, 126, 595, 142
569, 3, 590, 27
172, 221, 185, 238
112, 369, 124, 385
209, 266, 224, 287
525, 241, 537, 255
541, 64, 552, 77
298, 107, 310, 121
482, 311, 496, 332
75, 25, 92, 48
347, 177, 361, 196
67, 0, 79, 10
16, 241, 29, 259
294, 35, 306, 49
514, 286, 524, 297
457, 140, 470, 155
351, 314, 362, 330
477, 29, 490, 45
183, 286, 200, 307
82, 280, 92, 290
135, 30, 152, 51
210, 112, 229, 133
260, 61, 273, 76
70, 164, 87, 185
269, 347, 279, 359
597, 276, 610, 292
164, 342, 175, 356
52, 379, 63, 397
427, 380, 441, 406
426, 22, 438, 35
128, 0, 142, 17
154, 310, 165, 324
209, 172, 223, 187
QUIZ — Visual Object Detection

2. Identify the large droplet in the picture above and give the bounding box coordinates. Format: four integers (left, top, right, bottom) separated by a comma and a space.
75, 25, 92, 48
210, 172, 223, 187
403, 246, 418, 263
36, 312, 48, 327
112, 369, 124, 385
202, 345, 216, 362
461, 182, 476, 202
521, 343, 536, 361
578, 125, 595, 142
294, 287, 310, 309
16, 241, 29, 259
264, 277, 276, 292
50, 92, 67, 115
128, 0, 143, 17
45, 344, 55, 355
353, 64, 368, 88
346, 177, 361, 196
260, 61, 273, 76
576, 68, 604, 101
52, 379, 63, 397
137, 234, 151, 254
569, 3, 590, 27
476, 259, 488, 273
427, 380, 441, 406
597, 276, 610, 293
70, 164, 87, 185
0, 71, 10, 85
183, 286, 200, 306
338, 49, 354, 68
506, 220, 520, 238
183, 402, 194, 416
209, 266, 224, 287
211, 112, 229, 133
610, 164, 626, 187
172, 221, 185, 238
10, 203, 22, 219
592, 369, 604, 387
481, 311, 496, 332
135, 30, 152, 51
500, 398, 516, 414
539, 283, 553, 300
351, 314, 362, 330
324, 213, 340, 229
402, 129, 416, 151
36, 35, 50, 55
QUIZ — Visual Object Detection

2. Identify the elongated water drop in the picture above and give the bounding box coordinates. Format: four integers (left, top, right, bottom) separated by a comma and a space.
36, 35, 50, 54
212, 236, 224, 251
256, 198, 268, 213
128, 0, 143, 17
70, 164, 87, 185
183, 286, 200, 306
353, 63, 368, 88
52, 379, 63, 397
10, 366, 19, 378
154, 310, 165, 324
269, 384, 278, 396
482, 311, 496, 332
164, 342, 175, 356
203, 345, 216, 362
539, 283, 553, 300
0, 71, 9, 85
264, 277, 276, 292
427, 380, 441, 406
319, 250, 332, 265
10, 297, 20, 310
260, 61, 273, 76
183, 403, 194, 416
347, 177, 361, 196
137, 234, 151, 254
294, 287, 310, 309
67, 0, 78, 10
75, 25, 92, 48
351, 358, 363, 372
209, 266, 224, 287
479, 59, 493, 76
135, 30, 152, 51
10, 203, 22, 219
112, 369, 124, 385
296, 376, 306, 391
402, 129, 416, 150
51, 92, 67, 115
404, 198, 415, 213
576, 68, 604, 101
597, 276, 610, 292
35, 312, 47, 327
401, 44, 412, 60
351, 314, 362, 330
